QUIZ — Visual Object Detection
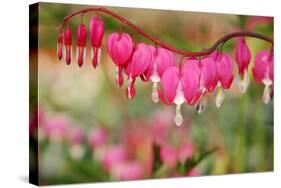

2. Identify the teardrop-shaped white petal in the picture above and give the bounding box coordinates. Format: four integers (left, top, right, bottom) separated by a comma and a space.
151, 81, 159, 103
238, 70, 250, 93
214, 85, 225, 108
174, 104, 183, 126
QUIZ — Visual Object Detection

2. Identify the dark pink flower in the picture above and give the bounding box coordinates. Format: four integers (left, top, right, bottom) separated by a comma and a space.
57, 31, 63, 60
235, 37, 251, 93
76, 24, 87, 67
90, 17, 104, 68
88, 127, 108, 149
63, 28, 72, 65
124, 43, 152, 99
211, 51, 234, 107
107, 32, 134, 87
252, 50, 274, 104
143, 46, 175, 103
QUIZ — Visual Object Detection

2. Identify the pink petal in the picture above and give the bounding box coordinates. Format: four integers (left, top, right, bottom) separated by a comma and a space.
200, 57, 217, 92
235, 37, 251, 75
90, 17, 104, 47
161, 66, 180, 104
125, 43, 152, 78
181, 59, 200, 104
252, 50, 272, 83
107, 32, 134, 67
216, 52, 234, 89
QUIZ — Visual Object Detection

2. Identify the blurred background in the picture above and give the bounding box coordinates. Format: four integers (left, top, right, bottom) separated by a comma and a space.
29, 3, 273, 185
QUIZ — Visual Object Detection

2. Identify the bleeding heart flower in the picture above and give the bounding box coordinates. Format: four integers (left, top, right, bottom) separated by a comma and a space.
161, 61, 200, 126
107, 32, 134, 87
124, 43, 152, 99
143, 46, 175, 103
90, 17, 104, 68
235, 37, 252, 93
63, 28, 72, 65
181, 57, 217, 114
57, 31, 63, 60
252, 50, 274, 104
76, 24, 87, 67
211, 51, 234, 107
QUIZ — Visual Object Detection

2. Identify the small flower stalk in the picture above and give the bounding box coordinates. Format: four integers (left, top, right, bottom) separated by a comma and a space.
252, 50, 274, 104
90, 17, 104, 68
235, 37, 252, 93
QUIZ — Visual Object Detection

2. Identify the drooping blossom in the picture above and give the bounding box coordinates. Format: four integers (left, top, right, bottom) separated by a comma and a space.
211, 51, 234, 107
57, 31, 63, 60
252, 50, 274, 104
142, 46, 175, 103
235, 37, 252, 93
124, 43, 152, 99
90, 17, 104, 68
107, 32, 134, 87
76, 24, 87, 67
88, 127, 108, 149
111, 161, 144, 180
63, 28, 72, 65
161, 60, 200, 126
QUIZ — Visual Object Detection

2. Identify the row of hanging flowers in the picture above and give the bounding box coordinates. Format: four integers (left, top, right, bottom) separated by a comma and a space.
57, 7, 274, 126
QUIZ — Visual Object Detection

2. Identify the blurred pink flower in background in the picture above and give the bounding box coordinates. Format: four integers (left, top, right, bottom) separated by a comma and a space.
42, 116, 69, 141
88, 127, 108, 149
68, 126, 85, 160
99, 145, 128, 172
246, 16, 273, 30
68, 126, 84, 145
160, 141, 195, 168
111, 160, 144, 180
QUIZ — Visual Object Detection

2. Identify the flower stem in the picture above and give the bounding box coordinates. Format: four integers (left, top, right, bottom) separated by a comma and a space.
59, 6, 273, 57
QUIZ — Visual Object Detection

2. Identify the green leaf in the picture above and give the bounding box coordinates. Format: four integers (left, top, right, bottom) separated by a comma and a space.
152, 144, 162, 172
180, 148, 217, 174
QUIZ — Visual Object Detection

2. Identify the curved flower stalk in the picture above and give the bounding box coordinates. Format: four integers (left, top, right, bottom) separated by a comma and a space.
235, 37, 252, 93
252, 50, 274, 104
57, 7, 274, 126
90, 17, 104, 68
107, 32, 134, 87
211, 51, 234, 108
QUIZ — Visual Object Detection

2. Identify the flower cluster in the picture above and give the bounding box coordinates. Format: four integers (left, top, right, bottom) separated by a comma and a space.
57, 15, 274, 127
